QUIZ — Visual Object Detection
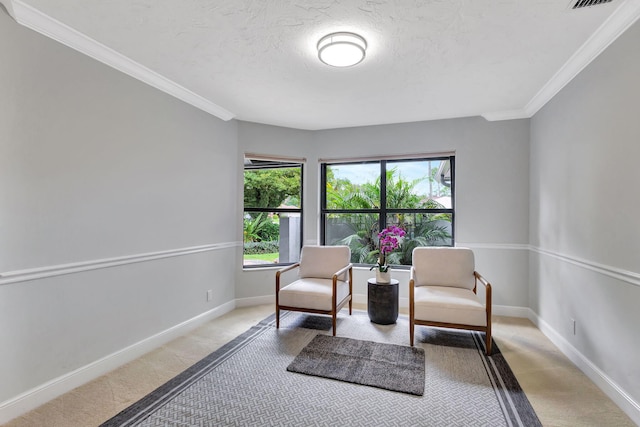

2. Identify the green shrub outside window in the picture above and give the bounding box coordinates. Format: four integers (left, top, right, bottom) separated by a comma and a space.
321, 157, 454, 267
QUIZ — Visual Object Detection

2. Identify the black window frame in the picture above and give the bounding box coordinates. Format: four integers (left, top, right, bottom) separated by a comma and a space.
243, 159, 304, 268
320, 156, 455, 268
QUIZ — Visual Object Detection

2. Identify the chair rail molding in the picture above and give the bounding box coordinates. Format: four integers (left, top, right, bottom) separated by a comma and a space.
531, 245, 640, 288
455, 242, 530, 251
0, 242, 241, 286
456, 242, 640, 288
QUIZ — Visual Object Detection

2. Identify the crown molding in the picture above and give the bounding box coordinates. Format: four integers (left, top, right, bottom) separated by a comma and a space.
0, 0, 15, 18
523, 0, 640, 117
481, 109, 530, 122
3, 0, 640, 125
1, 0, 235, 121
482, 0, 640, 122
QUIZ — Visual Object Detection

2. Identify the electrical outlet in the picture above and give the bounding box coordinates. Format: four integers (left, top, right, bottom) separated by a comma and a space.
206, 290, 213, 302
571, 318, 576, 335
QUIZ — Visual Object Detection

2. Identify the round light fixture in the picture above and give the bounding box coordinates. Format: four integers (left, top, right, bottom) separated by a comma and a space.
317, 32, 367, 67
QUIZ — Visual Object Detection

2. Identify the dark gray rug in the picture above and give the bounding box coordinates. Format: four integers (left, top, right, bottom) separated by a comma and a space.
287, 334, 425, 395
100, 311, 542, 427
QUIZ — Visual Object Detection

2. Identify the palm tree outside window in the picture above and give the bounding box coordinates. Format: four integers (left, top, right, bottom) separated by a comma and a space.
320, 157, 454, 267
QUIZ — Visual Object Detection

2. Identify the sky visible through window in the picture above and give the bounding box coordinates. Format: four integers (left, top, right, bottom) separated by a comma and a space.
330, 160, 447, 198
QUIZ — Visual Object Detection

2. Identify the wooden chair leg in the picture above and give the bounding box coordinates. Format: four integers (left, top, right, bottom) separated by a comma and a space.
409, 280, 415, 346
485, 329, 492, 355
276, 307, 280, 329
332, 312, 337, 336
410, 319, 414, 346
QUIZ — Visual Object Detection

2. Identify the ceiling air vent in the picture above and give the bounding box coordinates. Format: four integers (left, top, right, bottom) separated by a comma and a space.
572, 0, 613, 9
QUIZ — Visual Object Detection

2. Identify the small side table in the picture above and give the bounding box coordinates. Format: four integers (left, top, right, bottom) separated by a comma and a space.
367, 278, 399, 325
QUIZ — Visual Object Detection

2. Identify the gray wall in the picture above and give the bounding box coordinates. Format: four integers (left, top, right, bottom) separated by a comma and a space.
0, 10, 238, 404
3, 1, 639, 422
234, 124, 313, 303
237, 118, 531, 311
530, 19, 640, 414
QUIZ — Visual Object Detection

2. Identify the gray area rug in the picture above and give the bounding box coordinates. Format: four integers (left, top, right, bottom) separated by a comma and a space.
287, 334, 425, 395
101, 310, 542, 427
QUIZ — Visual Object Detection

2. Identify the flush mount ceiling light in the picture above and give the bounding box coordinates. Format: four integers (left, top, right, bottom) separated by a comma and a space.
317, 32, 367, 67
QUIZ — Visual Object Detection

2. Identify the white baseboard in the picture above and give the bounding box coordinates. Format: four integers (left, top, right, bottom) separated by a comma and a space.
272, 293, 531, 319
353, 293, 368, 306
493, 304, 531, 318
5, 298, 637, 426
0, 301, 236, 425
312, 295, 640, 424
235, 295, 273, 307
355, 294, 530, 319
528, 309, 640, 426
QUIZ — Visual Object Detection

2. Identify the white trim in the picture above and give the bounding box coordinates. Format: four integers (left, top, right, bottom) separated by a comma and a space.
315, 292, 530, 319
352, 293, 370, 307
482, 0, 640, 122
0, 242, 241, 286
3, 0, 235, 121
280, 284, 639, 423
2, 0, 639, 125
241, 265, 281, 273
493, 304, 531, 318
239, 243, 640, 288
235, 295, 274, 307
0, 301, 236, 425
481, 109, 530, 122
531, 246, 640, 288
528, 309, 640, 426
0, 0, 16, 18
456, 242, 531, 251
458, 243, 640, 288
524, 0, 640, 118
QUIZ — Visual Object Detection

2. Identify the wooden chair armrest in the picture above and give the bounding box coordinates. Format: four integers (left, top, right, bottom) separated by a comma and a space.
333, 263, 353, 280
409, 266, 416, 287
474, 271, 490, 288
473, 271, 492, 306
278, 262, 300, 275
276, 263, 300, 291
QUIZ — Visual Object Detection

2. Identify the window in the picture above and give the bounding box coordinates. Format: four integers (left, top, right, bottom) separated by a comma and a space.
321, 156, 454, 266
243, 158, 303, 267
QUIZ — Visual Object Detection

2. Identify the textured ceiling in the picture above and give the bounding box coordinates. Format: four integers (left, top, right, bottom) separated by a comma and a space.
4, 0, 640, 129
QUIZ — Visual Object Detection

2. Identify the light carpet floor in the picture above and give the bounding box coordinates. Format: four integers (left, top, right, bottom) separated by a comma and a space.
101, 311, 537, 426
2, 304, 636, 427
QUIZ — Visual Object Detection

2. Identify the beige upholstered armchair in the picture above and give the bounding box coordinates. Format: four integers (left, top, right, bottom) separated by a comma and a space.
409, 247, 493, 355
276, 245, 353, 336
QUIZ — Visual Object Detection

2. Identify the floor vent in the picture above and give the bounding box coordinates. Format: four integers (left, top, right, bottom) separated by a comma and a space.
572, 0, 613, 9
